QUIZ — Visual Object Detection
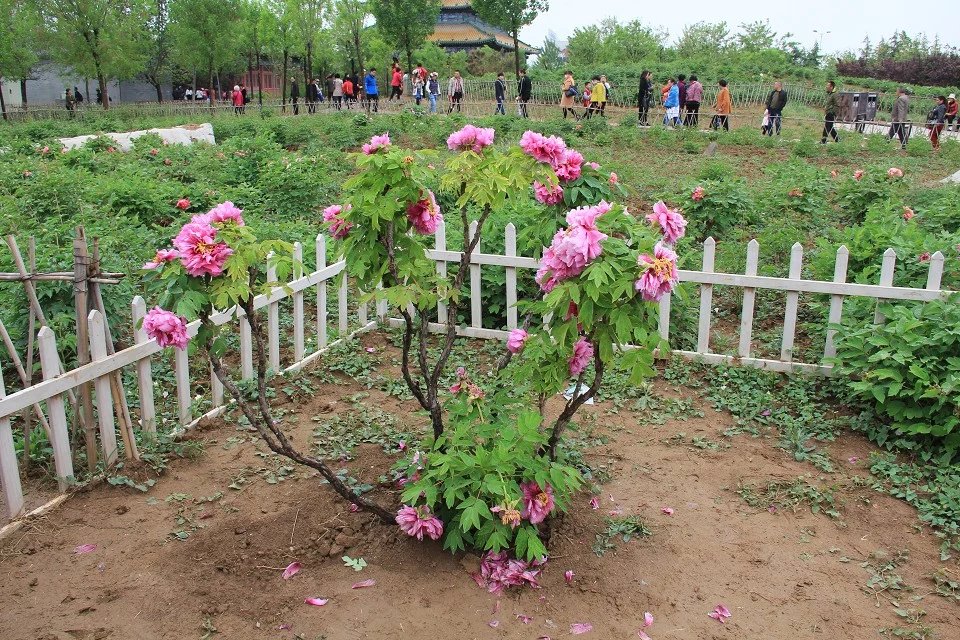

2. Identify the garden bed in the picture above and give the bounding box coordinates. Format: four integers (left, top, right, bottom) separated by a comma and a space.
1, 332, 955, 640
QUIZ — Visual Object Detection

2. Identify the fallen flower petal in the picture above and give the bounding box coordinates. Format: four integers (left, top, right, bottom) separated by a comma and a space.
73, 544, 97, 554
643, 612, 654, 627
715, 604, 731, 618
571, 623, 593, 634
282, 562, 302, 580
848, 456, 859, 464
365, 347, 376, 353
589, 496, 600, 510
277, 623, 292, 630
488, 620, 500, 628
638, 631, 652, 640
708, 611, 724, 622
517, 614, 533, 624
661, 507, 674, 516
564, 570, 574, 584
349, 503, 360, 513
304, 597, 329, 606
352, 579, 376, 589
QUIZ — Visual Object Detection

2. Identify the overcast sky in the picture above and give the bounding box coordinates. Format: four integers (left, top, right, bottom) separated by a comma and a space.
521, 1, 959, 55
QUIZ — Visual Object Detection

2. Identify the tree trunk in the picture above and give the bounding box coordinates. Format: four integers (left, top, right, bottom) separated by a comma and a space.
207, 65, 214, 105
282, 50, 289, 112
256, 51, 264, 107
98, 74, 109, 111
20, 78, 28, 110
353, 28, 362, 73
306, 41, 313, 84
154, 81, 163, 103
513, 30, 521, 80
0, 81, 7, 121
247, 52, 254, 93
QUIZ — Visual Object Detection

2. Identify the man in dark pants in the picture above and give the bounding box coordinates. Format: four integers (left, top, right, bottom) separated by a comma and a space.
820, 80, 840, 144
306, 78, 318, 114
764, 81, 787, 135
888, 87, 910, 149
517, 68, 532, 118
290, 78, 300, 115
494, 72, 506, 115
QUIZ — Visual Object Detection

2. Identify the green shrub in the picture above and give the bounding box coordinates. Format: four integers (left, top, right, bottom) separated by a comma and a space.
832, 295, 960, 460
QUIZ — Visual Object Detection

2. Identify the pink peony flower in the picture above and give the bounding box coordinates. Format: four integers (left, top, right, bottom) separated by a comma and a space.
535, 203, 610, 292
173, 221, 233, 277
149, 148, 158, 156
446, 124, 495, 153
569, 338, 594, 376
645, 201, 687, 245
519, 130, 567, 165
322, 204, 353, 240
789, 188, 804, 198
197, 201, 245, 226
589, 496, 600, 510
608, 172, 618, 185
22, 170, 32, 178
106, 147, 116, 153
830, 169, 838, 179
552, 149, 584, 182
533, 180, 564, 205
520, 481, 555, 524
635, 242, 679, 302
176, 198, 191, 211
565, 570, 575, 584
40, 146, 50, 155
507, 328, 529, 354
691, 186, 705, 201
142, 248, 179, 270
362, 133, 391, 155
474, 551, 543, 594
587, 161, 600, 170
406, 191, 442, 235
853, 170, 864, 181
143, 307, 189, 350
919, 252, 931, 262
163, 158, 172, 166
887, 167, 904, 178
903, 206, 915, 221
395, 505, 444, 541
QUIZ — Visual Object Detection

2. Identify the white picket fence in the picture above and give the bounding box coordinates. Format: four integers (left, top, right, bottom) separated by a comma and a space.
0, 225, 954, 526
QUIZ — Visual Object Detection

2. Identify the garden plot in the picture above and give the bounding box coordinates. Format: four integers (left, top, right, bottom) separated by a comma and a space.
1, 332, 955, 640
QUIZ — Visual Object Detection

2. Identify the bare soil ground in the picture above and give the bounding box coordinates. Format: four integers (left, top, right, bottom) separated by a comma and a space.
1, 333, 956, 640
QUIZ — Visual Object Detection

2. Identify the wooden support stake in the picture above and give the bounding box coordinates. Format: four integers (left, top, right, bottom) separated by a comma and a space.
73, 228, 98, 473
0, 320, 52, 439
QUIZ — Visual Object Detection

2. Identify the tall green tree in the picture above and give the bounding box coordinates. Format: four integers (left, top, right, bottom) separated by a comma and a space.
0, 0, 39, 117
472, 0, 546, 79
264, 0, 294, 108
370, 0, 439, 74
241, 0, 271, 104
331, 0, 368, 74
170, 0, 241, 97
535, 31, 562, 71
38, 0, 151, 110
144, 0, 173, 103
289, 0, 325, 81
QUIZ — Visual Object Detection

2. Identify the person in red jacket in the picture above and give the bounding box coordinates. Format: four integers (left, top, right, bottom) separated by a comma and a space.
231, 85, 244, 116
342, 76, 354, 109
390, 65, 403, 101
946, 94, 958, 132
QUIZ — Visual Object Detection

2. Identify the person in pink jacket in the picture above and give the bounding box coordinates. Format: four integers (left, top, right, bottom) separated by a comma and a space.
231, 85, 244, 115
683, 75, 703, 127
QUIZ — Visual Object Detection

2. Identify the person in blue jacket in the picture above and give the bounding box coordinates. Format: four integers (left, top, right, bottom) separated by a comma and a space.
364, 69, 379, 113
663, 78, 680, 127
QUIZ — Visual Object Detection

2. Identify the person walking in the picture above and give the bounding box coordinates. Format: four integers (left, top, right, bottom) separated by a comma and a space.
74, 86, 84, 105
332, 74, 343, 111
888, 87, 910, 149
638, 70, 653, 126
290, 77, 300, 115
412, 69, 425, 106
581, 79, 593, 118
240, 83, 248, 112
589, 75, 606, 118
677, 74, 687, 118
820, 80, 840, 144
946, 93, 958, 132
517, 68, 532, 118
307, 77, 319, 113
599, 75, 611, 116
684, 75, 702, 127
663, 78, 680, 126
561, 70, 578, 119
390, 65, 403, 101
428, 72, 440, 114
448, 70, 464, 113
65, 87, 76, 118
342, 75, 354, 109
364, 69, 379, 113
764, 81, 787, 135
494, 72, 507, 115
712, 79, 731, 131
928, 95, 947, 151
232, 85, 244, 115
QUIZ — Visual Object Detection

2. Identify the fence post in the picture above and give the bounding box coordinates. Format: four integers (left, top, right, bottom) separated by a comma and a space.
88, 311, 125, 464
469, 221, 481, 330
823, 246, 849, 360
37, 327, 75, 490
436, 219, 448, 322
0, 374, 25, 519
239, 307, 254, 380
696, 237, 716, 354
926, 251, 945, 292
292, 242, 305, 363
738, 239, 760, 358
315, 234, 328, 349
338, 267, 349, 335
267, 258, 281, 372
874, 248, 897, 324
505, 223, 518, 330
131, 297, 157, 434
780, 243, 804, 363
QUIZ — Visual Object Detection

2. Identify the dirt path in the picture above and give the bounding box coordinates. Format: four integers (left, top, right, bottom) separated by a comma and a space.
1, 336, 955, 640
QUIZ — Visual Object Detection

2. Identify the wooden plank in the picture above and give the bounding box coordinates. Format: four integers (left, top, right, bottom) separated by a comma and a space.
292, 243, 305, 363
376, 280, 389, 321
0, 375, 25, 520
427, 248, 540, 269
239, 309, 254, 381
823, 246, 849, 360
657, 294, 671, 343
696, 237, 716, 353
670, 349, 831, 375
37, 328, 74, 490
674, 270, 946, 300
130, 297, 157, 434
174, 341, 191, 428
738, 239, 760, 358
780, 243, 804, 362
435, 219, 448, 322
505, 224, 518, 330
315, 235, 328, 349
926, 251, 945, 291
73, 228, 97, 473
874, 248, 897, 324
338, 270, 349, 335
86, 312, 119, 467
267, 260, 281, 372
469, 221, 481, 329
